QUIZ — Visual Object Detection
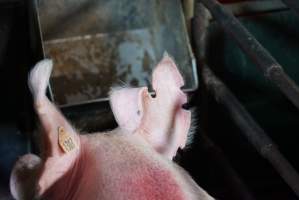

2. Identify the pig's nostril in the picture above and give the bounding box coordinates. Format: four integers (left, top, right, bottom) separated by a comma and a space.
147, 84, 156, 98
182, 103, 190, 110
150, 90, 157, 98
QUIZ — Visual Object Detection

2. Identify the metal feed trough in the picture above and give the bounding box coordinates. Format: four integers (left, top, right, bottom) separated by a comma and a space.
37, 0, 197, 107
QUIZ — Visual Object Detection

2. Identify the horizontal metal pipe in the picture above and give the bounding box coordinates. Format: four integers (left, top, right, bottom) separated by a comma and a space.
199, 0, 299, 110
201, 65, 299, 197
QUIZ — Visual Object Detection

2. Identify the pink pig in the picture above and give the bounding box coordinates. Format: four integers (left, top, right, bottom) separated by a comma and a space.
9, 54, 214, 200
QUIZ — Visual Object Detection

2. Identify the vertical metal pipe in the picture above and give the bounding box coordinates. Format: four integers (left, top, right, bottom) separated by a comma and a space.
198, 0, 299, 110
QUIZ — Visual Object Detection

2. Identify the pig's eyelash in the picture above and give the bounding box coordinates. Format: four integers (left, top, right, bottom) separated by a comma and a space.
109, 82, 132, 94
163, 51, 176, 65
185, 107, 197, 149
116, 80, 130, 88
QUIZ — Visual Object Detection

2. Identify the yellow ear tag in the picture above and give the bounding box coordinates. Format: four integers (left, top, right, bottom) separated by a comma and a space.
58, 126, 78, 153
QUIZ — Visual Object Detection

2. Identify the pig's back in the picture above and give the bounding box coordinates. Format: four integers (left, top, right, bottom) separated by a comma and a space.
41, 132, 212, 200
75, 133, 203, 200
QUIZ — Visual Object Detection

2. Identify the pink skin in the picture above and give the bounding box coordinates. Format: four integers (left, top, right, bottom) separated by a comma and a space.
9, 55, 214, 200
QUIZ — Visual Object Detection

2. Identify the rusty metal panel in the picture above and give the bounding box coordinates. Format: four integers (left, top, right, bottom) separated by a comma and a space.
38, 0, 197, 107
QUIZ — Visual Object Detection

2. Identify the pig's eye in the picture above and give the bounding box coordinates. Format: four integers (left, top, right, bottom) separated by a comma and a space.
137, 110, 141, 115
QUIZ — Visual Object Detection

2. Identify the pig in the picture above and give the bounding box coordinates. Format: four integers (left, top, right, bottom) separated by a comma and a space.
9, 54, 214, 200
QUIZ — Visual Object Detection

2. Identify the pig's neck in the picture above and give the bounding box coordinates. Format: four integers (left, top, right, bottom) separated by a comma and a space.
41, 136, 87, 200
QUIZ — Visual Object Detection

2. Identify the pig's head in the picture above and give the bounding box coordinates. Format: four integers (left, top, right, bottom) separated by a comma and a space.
9, 54, 212, 200
110, 53, 191, 159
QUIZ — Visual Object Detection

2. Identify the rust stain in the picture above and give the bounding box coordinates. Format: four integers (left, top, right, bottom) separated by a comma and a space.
45, 35, 119, 105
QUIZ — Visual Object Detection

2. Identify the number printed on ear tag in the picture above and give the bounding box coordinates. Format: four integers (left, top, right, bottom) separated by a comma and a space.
58, 126, 78, 153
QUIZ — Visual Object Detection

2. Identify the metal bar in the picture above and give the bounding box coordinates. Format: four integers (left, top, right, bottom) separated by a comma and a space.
201, 65, 299, 197
224, 0, 287, 16
191, 6, 256, 199
0, 0, 23, 5
280, 0, 299, 18
193, 1, 299, 197
198, 0, 299, 110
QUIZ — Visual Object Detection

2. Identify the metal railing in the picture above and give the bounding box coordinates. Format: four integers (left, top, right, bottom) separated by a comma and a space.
281, 0, 299, 17
193, 0, 299, 197
199, 0, 299, 110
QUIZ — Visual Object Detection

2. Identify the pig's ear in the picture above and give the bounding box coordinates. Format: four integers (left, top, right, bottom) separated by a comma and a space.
28, 59, 53, 103
28, 59, 81, 196
10, 154, 42, 200
137, 53, 191, 159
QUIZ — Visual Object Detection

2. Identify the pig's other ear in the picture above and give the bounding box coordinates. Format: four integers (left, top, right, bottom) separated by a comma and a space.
28, 59, 53, 103
110, 87, 147, 133
10, 154, 42, 200
138, 54, 191, 159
